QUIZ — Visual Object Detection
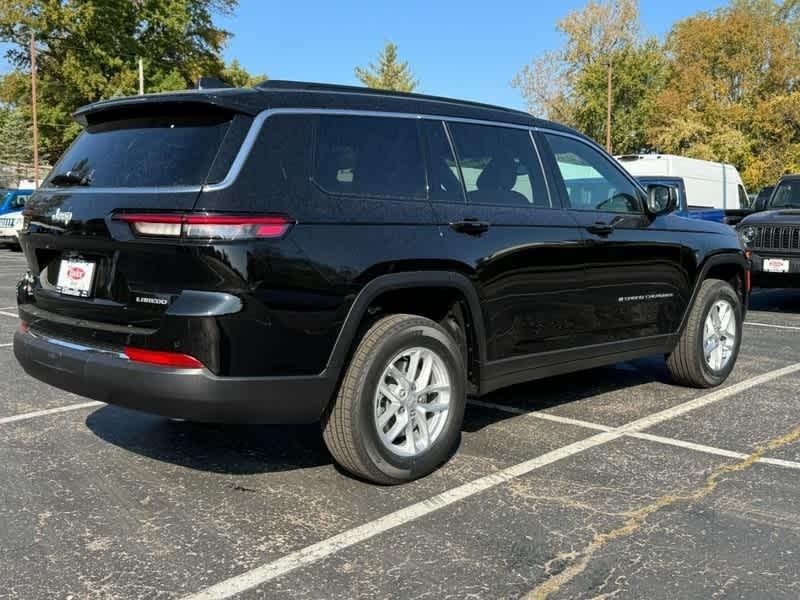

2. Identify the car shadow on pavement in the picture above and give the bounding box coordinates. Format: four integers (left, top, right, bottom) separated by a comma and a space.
749, 289, 800, 313
85, 357, 669, 475
85, 406, 331, 475
462, 357, 671, 433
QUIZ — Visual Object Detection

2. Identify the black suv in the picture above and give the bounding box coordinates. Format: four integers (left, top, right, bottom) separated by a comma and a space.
14, 81, 748, 484
738, 175, 800, 288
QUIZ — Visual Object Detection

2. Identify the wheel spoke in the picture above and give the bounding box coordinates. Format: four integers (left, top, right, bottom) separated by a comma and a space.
416, 351, 434, 387
710, 306, 722, 330
711, 345, 723, 370
418, 399, 449, 413
418, 383, 450, 398
718, 304, 731, 331
377, 402, 400, 429
404, 418, 416, 453
704, 336, 719, 354
384, 412, 408, 443
388, 365, 409, 387
406, 350, 421, 382
415, 413, 430, 449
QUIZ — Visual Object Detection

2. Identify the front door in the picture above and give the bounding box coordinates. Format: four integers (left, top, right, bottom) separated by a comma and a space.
540, 132, 692, 347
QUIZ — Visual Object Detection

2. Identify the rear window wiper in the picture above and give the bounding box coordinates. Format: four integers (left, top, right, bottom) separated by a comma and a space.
49, 170, 93, 186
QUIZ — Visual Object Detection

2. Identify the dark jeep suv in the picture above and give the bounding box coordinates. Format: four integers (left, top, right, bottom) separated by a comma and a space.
14, 81, 748, 484
738, 175, 800, 288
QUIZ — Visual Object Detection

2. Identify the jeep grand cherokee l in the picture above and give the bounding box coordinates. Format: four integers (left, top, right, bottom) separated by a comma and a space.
14, 81, 749, 484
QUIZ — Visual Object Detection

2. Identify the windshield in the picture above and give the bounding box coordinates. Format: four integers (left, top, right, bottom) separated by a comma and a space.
47, 112, 233, 188
769, 181, 800, 209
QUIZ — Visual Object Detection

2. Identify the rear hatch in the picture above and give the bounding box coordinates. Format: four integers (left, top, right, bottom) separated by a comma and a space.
19, 96, 257, 344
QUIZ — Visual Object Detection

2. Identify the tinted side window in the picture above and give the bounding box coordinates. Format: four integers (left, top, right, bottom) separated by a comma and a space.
545, 134, 642, 213
447, 123, 548, 207
315, 116, 425, 199
420, 120, 464, 203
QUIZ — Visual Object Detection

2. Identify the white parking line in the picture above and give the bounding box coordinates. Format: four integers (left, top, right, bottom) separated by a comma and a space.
180, 362, 800, 600
471, 399, 800, 471
0, 401, 104, 426
746, 321, 800, 331
0, 343, 11, 348
0, 310, 18, 318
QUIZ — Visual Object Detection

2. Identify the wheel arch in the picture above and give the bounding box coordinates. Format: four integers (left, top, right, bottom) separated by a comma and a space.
677, 251, 749, 337
325, 271, 487, 391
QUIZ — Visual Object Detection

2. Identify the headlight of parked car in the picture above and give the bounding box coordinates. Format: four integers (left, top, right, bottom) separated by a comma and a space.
738, 225, 756, 246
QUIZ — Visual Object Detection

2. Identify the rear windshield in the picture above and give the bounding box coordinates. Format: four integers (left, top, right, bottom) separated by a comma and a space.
47, 112, 233, 188
769, 181, 800, 209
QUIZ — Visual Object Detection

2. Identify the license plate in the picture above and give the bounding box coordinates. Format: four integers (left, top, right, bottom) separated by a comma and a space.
56, 258, 96, 297
764, 258, 791, 273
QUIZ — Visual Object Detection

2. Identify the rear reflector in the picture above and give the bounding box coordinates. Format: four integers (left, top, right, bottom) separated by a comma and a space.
114, 213, 292, 240
124, 347, 205, 369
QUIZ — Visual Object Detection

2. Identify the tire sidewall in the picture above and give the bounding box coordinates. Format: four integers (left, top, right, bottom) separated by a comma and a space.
354, 321, 466, 482
695, 282, 743, 386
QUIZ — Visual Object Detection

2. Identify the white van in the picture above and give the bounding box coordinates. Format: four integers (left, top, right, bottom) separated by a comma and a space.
616, 154, 749, 210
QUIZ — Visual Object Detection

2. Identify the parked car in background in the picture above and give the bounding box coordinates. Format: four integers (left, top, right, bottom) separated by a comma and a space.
14, 81, 748, 484
752, 185, 775, 212
738, 175, 800, 288
0, 209, 25, 250
0, 189, 33, 216
617, 154, 748, 223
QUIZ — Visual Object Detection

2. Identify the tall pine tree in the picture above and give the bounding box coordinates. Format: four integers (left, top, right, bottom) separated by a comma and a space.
355, 42, 418, 92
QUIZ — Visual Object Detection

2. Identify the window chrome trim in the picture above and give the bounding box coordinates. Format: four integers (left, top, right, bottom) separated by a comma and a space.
35, 185, 204, 195
529, 130, 553, 208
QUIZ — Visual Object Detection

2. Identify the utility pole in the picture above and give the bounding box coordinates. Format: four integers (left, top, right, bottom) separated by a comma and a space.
30, 32, 39, 189
138, 58, 144, 95
606, 62, 613, 154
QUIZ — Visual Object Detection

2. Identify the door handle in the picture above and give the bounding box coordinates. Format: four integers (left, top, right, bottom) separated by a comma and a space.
586, 222, 615, 236
450, 219, 491, 235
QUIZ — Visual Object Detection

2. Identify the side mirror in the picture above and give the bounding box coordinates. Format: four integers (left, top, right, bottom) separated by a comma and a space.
646, 184, 677, 216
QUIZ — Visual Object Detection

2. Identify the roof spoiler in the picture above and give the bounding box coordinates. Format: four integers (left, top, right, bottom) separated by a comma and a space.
196, 77, 233, 90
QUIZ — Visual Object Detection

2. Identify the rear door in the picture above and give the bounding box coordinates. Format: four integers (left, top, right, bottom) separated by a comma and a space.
422, 119, 586, 369
540, 131, 691, 347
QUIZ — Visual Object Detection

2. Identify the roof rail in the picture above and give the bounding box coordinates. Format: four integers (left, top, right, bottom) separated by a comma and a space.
256, 80, 532, 117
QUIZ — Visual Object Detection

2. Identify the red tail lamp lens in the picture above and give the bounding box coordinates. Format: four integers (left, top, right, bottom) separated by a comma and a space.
124, 347, 205, 369
113, 213, 293, 240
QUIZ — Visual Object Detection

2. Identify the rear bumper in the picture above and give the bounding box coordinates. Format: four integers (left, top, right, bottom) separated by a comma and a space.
13, 329, 335, 424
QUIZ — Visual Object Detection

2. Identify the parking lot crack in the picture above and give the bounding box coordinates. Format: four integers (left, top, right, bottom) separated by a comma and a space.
522, 424, 800, 600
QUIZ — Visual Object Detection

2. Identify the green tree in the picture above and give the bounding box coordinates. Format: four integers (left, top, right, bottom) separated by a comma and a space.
0, 107, 33, 187
648, 0, 800, 189
355, 42, 418, 92
512, 0, 664, 154
0, 0, 262, 160
221, 59, 267, 88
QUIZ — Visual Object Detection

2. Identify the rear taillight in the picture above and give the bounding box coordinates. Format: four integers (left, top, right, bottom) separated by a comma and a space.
113, 213, 293, 240
124, 347, 205, 369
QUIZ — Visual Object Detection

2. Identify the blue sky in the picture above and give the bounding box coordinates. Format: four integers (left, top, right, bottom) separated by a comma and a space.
2, 0, 728, 110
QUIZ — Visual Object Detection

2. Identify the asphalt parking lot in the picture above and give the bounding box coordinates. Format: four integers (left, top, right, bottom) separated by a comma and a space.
1, 249, 799, 600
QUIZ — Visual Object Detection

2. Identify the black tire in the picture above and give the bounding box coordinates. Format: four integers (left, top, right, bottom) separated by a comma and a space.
666, 279, 743, 388
322, 314, 466, 485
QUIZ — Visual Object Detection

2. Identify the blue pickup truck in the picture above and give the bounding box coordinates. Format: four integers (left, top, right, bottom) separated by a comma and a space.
0, 189, 33, 216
